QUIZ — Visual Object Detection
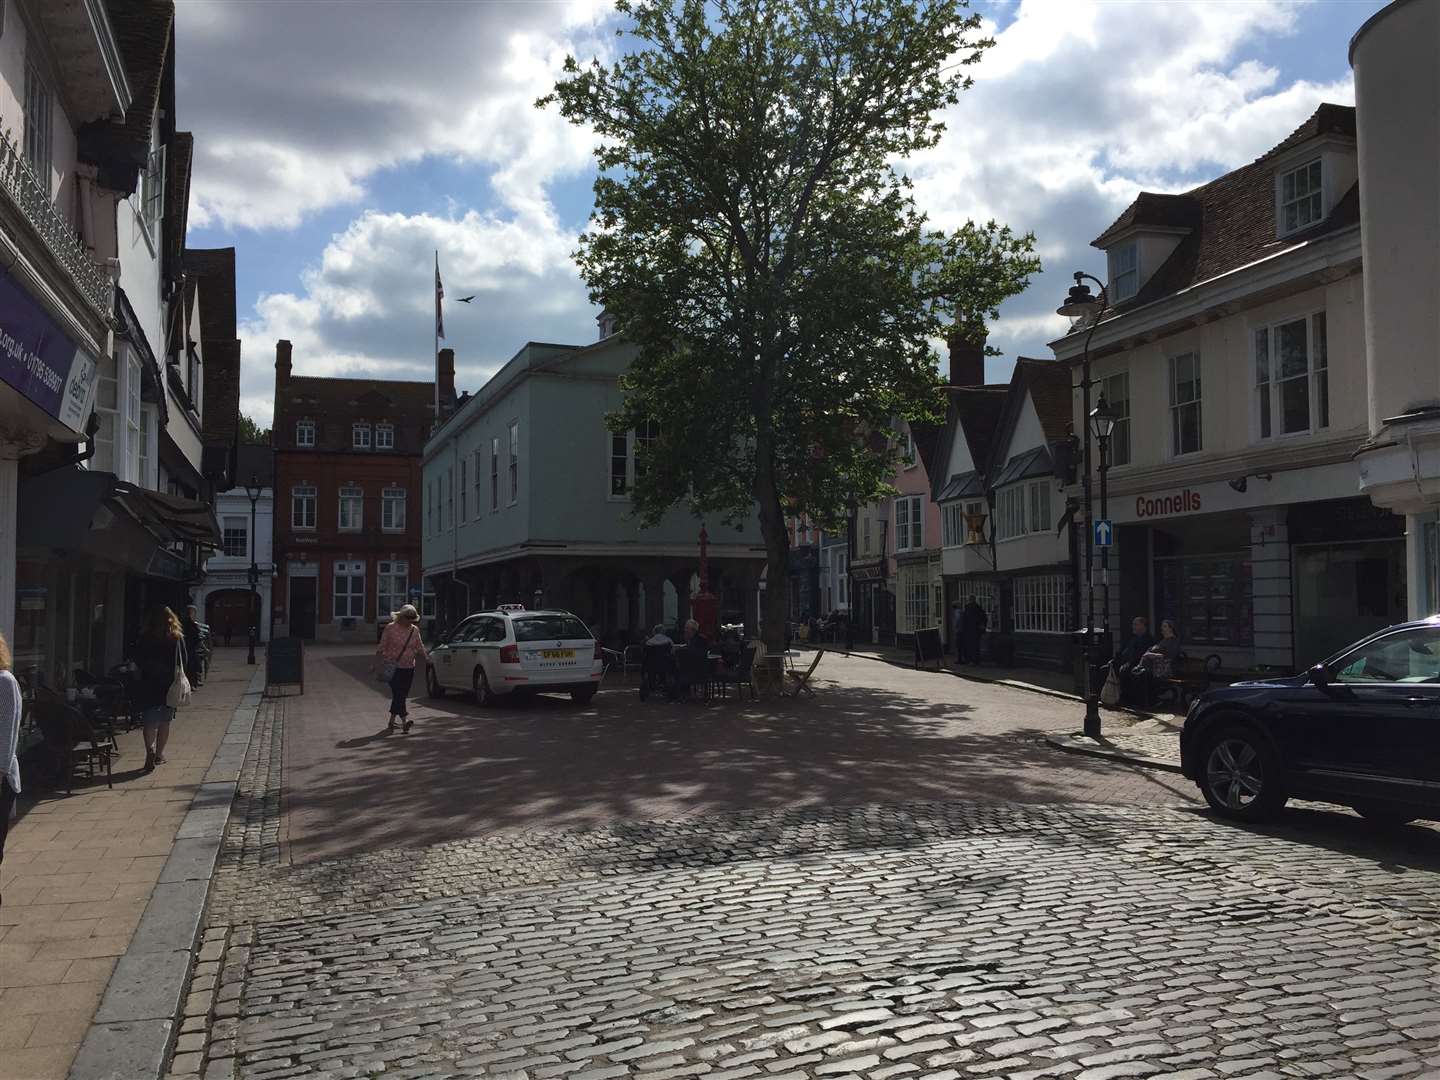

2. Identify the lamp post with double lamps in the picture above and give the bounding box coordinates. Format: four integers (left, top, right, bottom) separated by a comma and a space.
244, 474, 263, 666
1056, 272, 1110, 737
1090, 392, 1123, 675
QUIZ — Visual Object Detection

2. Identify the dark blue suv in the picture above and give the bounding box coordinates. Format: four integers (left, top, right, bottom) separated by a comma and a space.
1180, 617, 1440, 824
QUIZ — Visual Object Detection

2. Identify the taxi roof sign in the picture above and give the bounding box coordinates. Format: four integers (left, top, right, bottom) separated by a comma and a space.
497, 603, 527, 612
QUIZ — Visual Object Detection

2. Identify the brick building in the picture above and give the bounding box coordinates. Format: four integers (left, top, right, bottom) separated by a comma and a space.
270, 340, 452, 641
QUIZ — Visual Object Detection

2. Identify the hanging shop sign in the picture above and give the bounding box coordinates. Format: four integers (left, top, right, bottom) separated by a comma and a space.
0, 266, 99, 434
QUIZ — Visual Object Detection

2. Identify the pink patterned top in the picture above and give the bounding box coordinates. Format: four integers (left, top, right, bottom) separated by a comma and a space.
376, 620, 428, 669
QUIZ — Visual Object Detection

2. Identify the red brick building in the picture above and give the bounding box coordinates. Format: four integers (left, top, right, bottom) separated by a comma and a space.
270, 340, 453, 641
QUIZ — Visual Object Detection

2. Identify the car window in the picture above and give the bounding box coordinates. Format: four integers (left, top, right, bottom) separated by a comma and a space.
481, 618, 507, 643
512, 615, 591, 642
1334, 629, 1440, 684
448, 618, 478, 644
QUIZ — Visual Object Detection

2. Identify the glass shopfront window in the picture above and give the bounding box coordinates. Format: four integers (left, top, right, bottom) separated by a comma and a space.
1154, 555, 1253, 647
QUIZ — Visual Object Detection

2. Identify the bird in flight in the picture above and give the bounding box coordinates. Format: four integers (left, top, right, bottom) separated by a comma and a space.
456, 295, 475, 303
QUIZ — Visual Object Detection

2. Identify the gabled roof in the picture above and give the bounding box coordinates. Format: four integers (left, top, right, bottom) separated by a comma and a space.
184, 248, 238, 342
1090, 104, 1358, 314
909, 420, 945, 483
930, 385, 1007, 503
164, 132, 193, 284
1015, 358, 1073, 443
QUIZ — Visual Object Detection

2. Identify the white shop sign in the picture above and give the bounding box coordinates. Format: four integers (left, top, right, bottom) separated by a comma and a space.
1110, 461, 1359, 525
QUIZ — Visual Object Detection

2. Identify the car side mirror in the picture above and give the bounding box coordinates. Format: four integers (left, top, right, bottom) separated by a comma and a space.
1308, 663, 1330, 688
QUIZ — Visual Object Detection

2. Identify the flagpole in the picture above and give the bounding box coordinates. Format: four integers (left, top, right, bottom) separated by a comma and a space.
434, 250, 440, 425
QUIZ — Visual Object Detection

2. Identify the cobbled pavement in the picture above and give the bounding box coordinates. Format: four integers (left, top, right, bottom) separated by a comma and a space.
189, 698, 1440, 1080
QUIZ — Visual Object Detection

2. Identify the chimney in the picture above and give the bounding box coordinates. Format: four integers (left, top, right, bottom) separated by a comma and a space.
947, 330, 985, 386
276, 339, 292, 386
438, 347, 456, 408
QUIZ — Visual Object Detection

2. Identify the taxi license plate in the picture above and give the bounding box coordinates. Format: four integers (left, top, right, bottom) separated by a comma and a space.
540, 649, 575, 660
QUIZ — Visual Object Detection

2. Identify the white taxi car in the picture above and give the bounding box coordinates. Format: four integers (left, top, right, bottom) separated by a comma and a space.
425, 605, 603, 705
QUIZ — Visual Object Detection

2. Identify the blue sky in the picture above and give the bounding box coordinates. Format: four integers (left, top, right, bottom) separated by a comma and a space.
175, 0, 1386, 428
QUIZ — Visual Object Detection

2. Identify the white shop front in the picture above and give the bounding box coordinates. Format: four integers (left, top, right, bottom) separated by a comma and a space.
1105, 461, 1405, 673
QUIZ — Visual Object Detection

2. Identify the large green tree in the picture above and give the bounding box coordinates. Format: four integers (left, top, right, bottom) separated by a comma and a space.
542, 0, 1039, 650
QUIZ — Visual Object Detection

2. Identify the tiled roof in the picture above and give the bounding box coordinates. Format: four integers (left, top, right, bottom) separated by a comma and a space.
164, 131, 192, 280
1091, 104, 1358, 313
184, 248, 238, 342
951, 386, 1008, 472
276, 375, 437, 455
1016, 358, 1073, 442
100, 0, 173, 160
909, 420, 945, 483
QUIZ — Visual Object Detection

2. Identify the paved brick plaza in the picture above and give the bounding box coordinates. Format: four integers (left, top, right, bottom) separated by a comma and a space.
185, 647, 1440, 1079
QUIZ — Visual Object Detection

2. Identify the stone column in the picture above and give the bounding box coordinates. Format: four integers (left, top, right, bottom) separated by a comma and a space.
644, 575, 666, 631
1250, 508, 1293, 670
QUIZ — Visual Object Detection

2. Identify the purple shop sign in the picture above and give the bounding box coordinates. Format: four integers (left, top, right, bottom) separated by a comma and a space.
0, 265, 99, 435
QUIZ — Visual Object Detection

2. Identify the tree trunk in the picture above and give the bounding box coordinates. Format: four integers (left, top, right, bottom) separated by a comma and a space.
753, 436, 790, 658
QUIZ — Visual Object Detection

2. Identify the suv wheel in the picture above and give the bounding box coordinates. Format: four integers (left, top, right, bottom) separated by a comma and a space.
474, 668, 495, 707
425, 664, 446, 699
1200, 724, 1286, 821
571, 686, 597, 705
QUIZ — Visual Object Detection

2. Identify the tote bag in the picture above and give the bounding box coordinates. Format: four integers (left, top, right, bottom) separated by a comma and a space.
166, 642, 192, 708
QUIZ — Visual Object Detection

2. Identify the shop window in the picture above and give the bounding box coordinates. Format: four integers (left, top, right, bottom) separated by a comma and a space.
291, 484, 317, 530
222, 517, 248, 558
1255, 312, 1328, 439
894, 495, 923, 552
376, 423, 394, 449
382, 487, 406, 532
377, 560, 409, 620
1100, 371, 1130, 467
1169, 353, 1202, 457
1155, 556, 1253, 646
898, 563, 931, 633
333, 560, 366, 619
1013, 574, 1069, 634
296, 420, 315, 447
338, 485, 363, 531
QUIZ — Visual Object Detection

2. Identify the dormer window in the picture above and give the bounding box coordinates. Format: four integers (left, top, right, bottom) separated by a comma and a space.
296, 420, 315, 447
1278, 159, 1322, 236
352, 423, 371, 449
376, 422, 394, 449
1108, 243, 1138, 302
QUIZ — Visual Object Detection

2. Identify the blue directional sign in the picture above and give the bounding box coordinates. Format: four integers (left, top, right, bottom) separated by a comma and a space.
1094, 519, 1114, 547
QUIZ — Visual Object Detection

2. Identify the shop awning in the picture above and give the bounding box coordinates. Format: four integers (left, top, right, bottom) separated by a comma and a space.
937, 469, 985, 503
990, 445, 1054, 489
17, 468, 220, 579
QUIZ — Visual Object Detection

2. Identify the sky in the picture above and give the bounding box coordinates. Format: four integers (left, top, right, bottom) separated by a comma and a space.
174, 0, 1387, 429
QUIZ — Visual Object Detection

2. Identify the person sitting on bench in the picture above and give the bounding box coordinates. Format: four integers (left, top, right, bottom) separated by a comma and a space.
1109, 616, 1155, 703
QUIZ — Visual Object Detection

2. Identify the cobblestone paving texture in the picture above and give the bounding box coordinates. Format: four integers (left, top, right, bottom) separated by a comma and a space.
194, 648, 1440, 1079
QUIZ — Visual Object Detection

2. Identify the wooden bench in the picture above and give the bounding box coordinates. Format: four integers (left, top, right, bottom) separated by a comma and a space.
1149, 653, 1223, 711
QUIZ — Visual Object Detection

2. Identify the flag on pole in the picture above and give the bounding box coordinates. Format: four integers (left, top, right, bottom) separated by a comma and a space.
435, 254, 445, 341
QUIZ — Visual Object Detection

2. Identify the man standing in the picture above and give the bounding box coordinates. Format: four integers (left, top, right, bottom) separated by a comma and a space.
181, 604, 205, 688
960, 596, 988, 665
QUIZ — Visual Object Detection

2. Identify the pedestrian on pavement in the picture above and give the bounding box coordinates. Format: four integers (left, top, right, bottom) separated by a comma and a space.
645, 624, 674, 647
960, 597, 988, 664
132, 606, 185, 772
223, 621, 233, 647
0, 630, 22, 907
676, 618, 711, 700
376, 604, 428, 733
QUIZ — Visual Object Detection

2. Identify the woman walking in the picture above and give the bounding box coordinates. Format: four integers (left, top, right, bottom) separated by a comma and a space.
133, 606, 185, 772
376, 604, 427, 733
1, 631, 22, 906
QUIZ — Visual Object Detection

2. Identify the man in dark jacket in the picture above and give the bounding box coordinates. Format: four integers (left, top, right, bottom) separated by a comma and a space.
960, 597, 988, 664
1110, 615, 1155, 699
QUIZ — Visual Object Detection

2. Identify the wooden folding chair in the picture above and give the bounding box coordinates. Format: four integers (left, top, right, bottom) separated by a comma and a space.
786, 649, 824, 697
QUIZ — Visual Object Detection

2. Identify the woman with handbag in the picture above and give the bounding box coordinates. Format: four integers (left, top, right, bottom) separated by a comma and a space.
375, 604, 428, 733
132, 606, 189, 772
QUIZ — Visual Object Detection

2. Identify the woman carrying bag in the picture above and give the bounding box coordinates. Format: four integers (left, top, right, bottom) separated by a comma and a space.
133, 606, 190, 772
375, 604, 427, 733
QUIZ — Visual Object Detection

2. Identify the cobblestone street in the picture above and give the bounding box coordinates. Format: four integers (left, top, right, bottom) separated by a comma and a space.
188, 647, 1440, 1080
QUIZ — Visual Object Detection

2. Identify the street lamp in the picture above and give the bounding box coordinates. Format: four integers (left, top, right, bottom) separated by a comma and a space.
1056, 272, 1110, 737
244, 473, 263, 666
1089, 392, 1123, 677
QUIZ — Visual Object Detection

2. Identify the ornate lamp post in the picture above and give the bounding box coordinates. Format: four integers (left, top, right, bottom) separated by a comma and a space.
1056, 272, 1110, 736
1089, 392, 1122, 671
244, 473, 263, 666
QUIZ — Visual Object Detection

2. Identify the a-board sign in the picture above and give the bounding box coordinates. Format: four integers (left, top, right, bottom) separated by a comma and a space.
266, 636, 305, 694
913, 626, 945, 670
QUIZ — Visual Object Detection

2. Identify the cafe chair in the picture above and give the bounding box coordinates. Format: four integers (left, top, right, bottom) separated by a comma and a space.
638, 644, 675, 701
713, 642, 759, 702
786, 649, 825, 697
33, 701, 114, 793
